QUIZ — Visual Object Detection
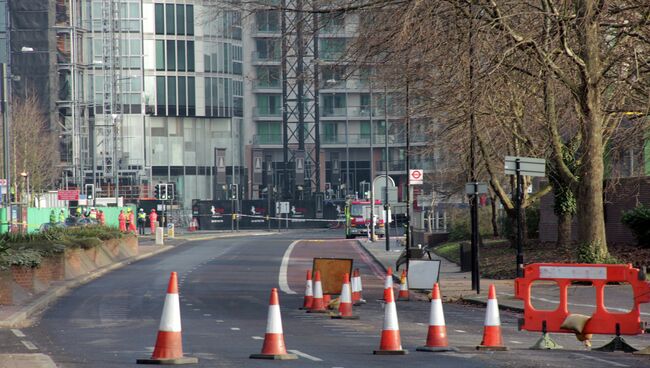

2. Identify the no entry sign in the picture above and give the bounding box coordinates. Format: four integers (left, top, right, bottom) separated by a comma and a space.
409, 169, 423, 185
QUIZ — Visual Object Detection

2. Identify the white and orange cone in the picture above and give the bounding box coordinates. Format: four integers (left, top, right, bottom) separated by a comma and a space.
384, 267, 394, 290
331, 273, 359, 320
417, 283, 457, 352
477, 284, 508, 351
397, 270, 410, 301
250, 288, 298, 360
352, 268, 366, 305
299, 270, 313, 310
307, 270, 327, 313
137, 272, 198, 364
374, 286, 408, 355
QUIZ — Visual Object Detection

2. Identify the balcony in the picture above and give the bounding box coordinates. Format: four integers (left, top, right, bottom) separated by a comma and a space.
375, 160, 407, 172
253, 107, 282, 119
253, 134, 283, 145
253, 80, 281, 91
321, 107, 347, 117
252, 51, 281, 63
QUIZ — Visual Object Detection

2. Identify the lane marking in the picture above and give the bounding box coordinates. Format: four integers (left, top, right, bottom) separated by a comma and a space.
279, 240, 300, 295
572, 353, 628, 367
216, 320, 224, 323
252, 336, 264, 340
203, 314, 212, 317
230, 327, 240, 331
21, 341, 37, 350
11, 329, 25, 337
454, 330, 466, 333
509, 340, 523, 344
288, 349, 323, 361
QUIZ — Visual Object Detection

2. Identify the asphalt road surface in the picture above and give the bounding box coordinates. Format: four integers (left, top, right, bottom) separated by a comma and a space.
1, 230, 648, 367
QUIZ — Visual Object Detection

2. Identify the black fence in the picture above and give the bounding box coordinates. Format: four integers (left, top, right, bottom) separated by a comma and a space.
191, 199, 346, 230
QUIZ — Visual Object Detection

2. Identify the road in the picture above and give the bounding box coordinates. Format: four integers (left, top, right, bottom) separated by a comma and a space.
1, 230, 649, 367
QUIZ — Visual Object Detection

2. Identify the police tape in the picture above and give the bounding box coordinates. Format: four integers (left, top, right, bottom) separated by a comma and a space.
225, 213, 346, 223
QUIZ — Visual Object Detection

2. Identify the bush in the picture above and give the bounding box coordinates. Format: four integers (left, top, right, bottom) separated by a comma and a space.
621, 205, 650, 247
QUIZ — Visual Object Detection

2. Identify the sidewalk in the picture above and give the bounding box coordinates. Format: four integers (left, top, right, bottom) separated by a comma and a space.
0, 230, 275, 328
358, 238, 516, 308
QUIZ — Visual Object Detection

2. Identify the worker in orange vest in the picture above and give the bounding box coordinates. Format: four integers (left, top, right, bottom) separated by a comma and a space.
148, 209, 158, 234
98, 210, 105, 225
128, 209, 137, 234
118, 210, 126, 232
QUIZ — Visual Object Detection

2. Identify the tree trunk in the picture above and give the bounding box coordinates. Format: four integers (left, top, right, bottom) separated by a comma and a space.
491, 194, 499, 237
575, 2, 608, 259
557, 211, 573, 249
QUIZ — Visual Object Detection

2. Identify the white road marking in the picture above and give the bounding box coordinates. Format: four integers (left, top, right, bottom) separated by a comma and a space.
572, 353, 628, 367
454, 330, 466, 333
252, 336, 264, 340
288, 349, 323, 361
203, 314, 212, 317
216, 320, 224, 323
279, 240, 300, 295
509, 340, 523, 344
11, 329, 25, 337
416, 322, 427, 326
21, 341, 37, 350
186, 304, 193, 306
230, 327, 240, 331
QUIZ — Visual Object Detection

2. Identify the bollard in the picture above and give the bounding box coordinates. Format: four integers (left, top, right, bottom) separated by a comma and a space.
155, 227, 164, 245
167, 223, 175, 238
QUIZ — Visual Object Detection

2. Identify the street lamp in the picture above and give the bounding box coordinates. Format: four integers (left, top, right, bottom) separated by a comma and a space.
20, 171, 29, 206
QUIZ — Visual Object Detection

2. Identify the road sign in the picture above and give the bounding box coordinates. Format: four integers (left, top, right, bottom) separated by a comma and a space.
276, 201, 290, 214
409, 169, 423, 185
465, 182, 488, 195
57, 190, 80, 201
0, 179, 7, 186
504, 156, 546, 177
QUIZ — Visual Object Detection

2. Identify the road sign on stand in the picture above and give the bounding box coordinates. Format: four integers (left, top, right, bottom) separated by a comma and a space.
276, 201, 290, 214
409, 169, 423, 185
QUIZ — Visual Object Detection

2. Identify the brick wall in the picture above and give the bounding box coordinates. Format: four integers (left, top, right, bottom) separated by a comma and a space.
539, 177, 650, 245
0, 271, 12, 305
11, 266, 35, 291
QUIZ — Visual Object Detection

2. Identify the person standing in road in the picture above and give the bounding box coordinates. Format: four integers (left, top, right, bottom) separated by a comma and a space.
128, 209, 137, 234
49, 209, 57, 224
118, 210, 126, 232
98, 210, 105, 225
148, 209, 158, 234
59, 209, 66, 223
137, 208, 146, 235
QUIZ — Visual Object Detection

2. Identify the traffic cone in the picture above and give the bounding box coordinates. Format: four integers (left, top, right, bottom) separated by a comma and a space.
374, 286, 408, 355
417, 283, 457, 352
397, 270, 410, 301
352, 268, 366, 305
323, 294, 332, 309
250, 288, 298, 360
332, 273, 359, 320
299, 270, 313, 310
137, 272, 198, 364
477, 284, 508, 351
384, 267, 394, 289
307, 270, 327, 313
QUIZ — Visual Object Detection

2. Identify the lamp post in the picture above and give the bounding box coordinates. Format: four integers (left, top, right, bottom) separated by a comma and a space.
384, 86, 390, 251
20, 171, 28, 205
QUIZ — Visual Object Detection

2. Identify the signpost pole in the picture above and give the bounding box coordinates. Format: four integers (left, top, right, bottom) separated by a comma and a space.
471, 182, 480, 294
516, 159, 523, 278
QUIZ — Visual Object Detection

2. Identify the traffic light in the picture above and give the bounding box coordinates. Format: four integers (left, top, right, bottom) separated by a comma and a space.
230, 184, 238, 200
167, 183, 175, 200
154, 184, 160, 199
160, 183, 169, 200
85, 184, 95, 200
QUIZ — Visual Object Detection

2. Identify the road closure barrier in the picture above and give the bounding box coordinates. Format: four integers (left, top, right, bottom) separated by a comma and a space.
515, 263, 650, 352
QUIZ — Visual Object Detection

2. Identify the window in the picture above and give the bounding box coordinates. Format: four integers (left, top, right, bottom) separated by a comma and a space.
322, 66, 346, 86
155, 40, 165, 70
186, 5, 194, 35
177, 41, 186, 71
256, 66, 280, 87
322, 13, 344, 33
188, 77, 195, 115
176, 4, 185, 35
187, 41, 195, 71
156, 76, 166, 113
257, 122, 281, 144
155, 4, 164, 34
320, 38, 346, 60
256, 94, 281, 116
322, 94, 346, 116
166, 40, 176, 70
255, 38, 280, 60
360, 121, 370, 141
323, 123, 338, 142
167, 76, 177, 115
256, 10, 280, 32
178, 76, 187, 116
165, 4, 175, 35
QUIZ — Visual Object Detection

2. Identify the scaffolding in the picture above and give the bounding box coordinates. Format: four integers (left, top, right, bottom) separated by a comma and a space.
281, 0, 321, 199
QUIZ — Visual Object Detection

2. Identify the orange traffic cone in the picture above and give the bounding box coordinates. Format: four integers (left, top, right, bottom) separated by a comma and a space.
299, 270, 313, 310
384, 267, 394, 289
352, 268, 366, 305
374, 286, 408, 355
417, 283, 457, 352
307, 270, 327, 313
250, 288, 298, 360
323, 294, 332, 309
137, 272, 198, 364
332, 273, 359, 320
397, 270, 410, 301
477, 284, 508, 351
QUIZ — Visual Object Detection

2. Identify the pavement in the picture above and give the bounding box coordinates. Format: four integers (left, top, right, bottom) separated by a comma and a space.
0, 229, 276, 368
357, 237, 650, 318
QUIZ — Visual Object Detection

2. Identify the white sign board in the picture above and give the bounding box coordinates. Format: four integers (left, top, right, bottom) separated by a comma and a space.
539, 266, 607, 280
409, 169, 423, 185
407, 259, 441, 289
504, 156, 546, 177
276, 201, 290, 214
